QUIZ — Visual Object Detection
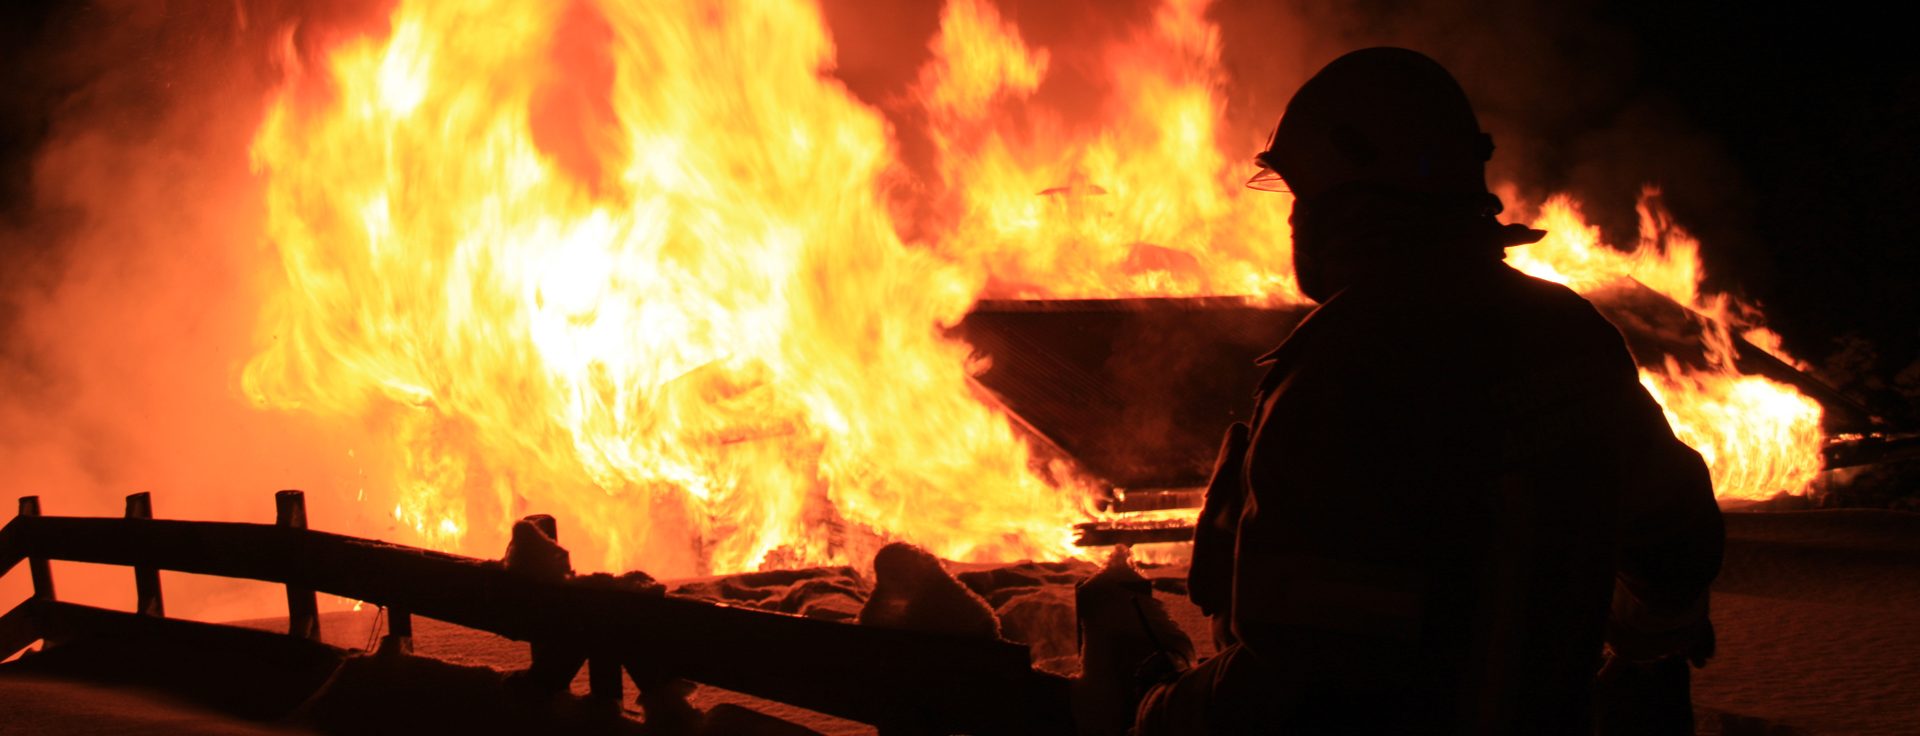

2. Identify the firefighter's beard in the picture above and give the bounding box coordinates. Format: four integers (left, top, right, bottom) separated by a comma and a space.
1289, 196, 1364, 304
1291, 234, 1345, 305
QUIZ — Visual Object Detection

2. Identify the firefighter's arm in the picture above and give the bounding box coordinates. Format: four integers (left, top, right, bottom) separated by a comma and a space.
1609, 400, 1725, 665
1188, 421, 1251, 622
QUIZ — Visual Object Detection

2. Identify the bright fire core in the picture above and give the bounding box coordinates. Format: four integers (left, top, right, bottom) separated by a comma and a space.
244, 0, 1823, 577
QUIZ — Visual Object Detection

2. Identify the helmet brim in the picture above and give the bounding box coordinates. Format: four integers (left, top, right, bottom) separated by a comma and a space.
1246, 149, 1291, 192
1246, 167, 1290, 192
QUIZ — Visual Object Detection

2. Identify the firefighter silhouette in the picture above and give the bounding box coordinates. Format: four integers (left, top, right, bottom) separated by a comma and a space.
1115, 47, 1723, 735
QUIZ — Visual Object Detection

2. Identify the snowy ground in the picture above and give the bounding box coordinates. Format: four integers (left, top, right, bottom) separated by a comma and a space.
1690, 511, 1920, 735
1, 509, 1916, 734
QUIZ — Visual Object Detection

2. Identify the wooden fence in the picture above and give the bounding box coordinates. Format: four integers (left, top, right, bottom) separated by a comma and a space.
0, 492, 1072, 734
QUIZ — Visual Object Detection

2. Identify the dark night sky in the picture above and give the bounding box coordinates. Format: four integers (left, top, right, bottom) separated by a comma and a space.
1605, 4, 1920, 413
3, 1, 1917, 418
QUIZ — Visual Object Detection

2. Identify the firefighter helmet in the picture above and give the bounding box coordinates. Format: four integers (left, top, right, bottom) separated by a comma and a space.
1250, 47, 1494, 199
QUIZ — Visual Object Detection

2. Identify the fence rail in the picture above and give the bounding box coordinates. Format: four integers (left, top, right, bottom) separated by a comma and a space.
0, 493, 1071, 733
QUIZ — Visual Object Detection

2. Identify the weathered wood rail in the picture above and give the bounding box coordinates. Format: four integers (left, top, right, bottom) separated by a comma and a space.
0, 493, 1073, 734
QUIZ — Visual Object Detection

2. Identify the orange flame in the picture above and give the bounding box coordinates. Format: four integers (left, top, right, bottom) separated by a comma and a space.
246, 0, 1085, 577
244, 0, 1823, 574
916, 0, 1301, 301
1506, 192, 1824, 501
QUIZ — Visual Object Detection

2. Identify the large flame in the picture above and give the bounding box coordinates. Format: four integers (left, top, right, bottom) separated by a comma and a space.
915, 0, 1300, 301
912, 0, 1823, 502
245, 0, 1822, 574
246, 0, 1084, 576
1506, 192, 1824, 501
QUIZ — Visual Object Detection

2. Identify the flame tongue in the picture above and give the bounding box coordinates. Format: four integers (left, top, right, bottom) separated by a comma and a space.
1506, 193, 1824, 502
246, 0, 1082, 576
246, 0, 1825, 572
917, 0, 1301, 301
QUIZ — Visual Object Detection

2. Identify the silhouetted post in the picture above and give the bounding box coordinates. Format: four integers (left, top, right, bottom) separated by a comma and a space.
567, 504, 618, 701
275, 490, 321, 641
379, 608, 414, 655
588, 654, 624, 704
17, 497, 54, 601
506, 513, 586, 695
124, 493, 164, 617
525, 514, 558, 542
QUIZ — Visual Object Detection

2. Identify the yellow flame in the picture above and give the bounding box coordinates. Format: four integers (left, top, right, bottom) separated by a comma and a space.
245, 0, 1824, 574
916, 0, 1301, 301
1506, 192, 1824, 500
247, 0, 1083, 576
1640, 363, 1824, 502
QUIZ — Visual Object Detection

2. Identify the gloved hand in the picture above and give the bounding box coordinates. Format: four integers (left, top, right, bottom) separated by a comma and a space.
1600, 577, 1715, 681
1611, 616, 1713, 664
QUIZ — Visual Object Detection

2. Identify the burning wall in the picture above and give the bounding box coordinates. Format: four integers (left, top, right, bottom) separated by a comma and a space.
1, 0, 1830, 612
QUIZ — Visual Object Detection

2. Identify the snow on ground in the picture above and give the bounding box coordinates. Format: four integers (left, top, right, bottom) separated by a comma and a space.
0, 674, 308, 735
1690, 511, 1920, 735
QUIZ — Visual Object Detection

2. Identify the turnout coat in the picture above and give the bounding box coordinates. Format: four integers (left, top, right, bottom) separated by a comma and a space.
1180, 260, 1723, 734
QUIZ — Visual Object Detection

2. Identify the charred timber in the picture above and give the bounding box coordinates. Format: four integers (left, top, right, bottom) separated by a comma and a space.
1073, 519, 1197, 547
1824, 431, 1920, 469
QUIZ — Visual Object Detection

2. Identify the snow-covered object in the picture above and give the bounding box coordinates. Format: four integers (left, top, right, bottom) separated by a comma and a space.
502, 518, 570, 579
997, 587, 1078, 674
857, 542, 1000, 639
671, 567, 867, 622
1072, 547, 1195, 736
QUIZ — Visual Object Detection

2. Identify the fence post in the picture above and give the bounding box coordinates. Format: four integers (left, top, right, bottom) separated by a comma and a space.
525, 514, 558, 542
537, 512, 623, 704
18, 497, 54, 601
588, 651, 624, 705
123, 492, 164, 617
506, 514, 588, 695
379, 608, 414, 655
275, 490, 321, 641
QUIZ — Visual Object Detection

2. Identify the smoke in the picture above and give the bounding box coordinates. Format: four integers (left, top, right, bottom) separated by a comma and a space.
0, 0, 390, 621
